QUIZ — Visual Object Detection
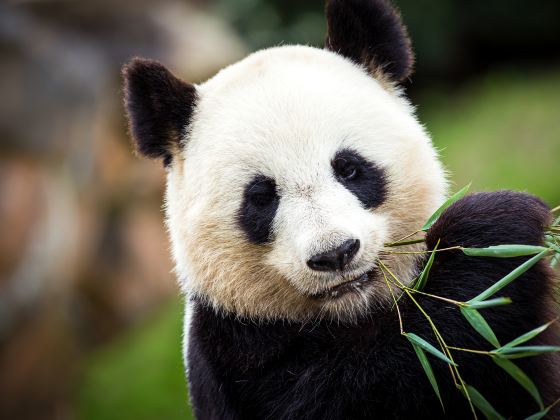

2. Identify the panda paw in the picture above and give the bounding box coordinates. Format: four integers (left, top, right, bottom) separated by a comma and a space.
426, 191, 552, 250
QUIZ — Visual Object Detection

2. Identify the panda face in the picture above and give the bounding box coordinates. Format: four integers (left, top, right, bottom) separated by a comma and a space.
165, 46, 447, 322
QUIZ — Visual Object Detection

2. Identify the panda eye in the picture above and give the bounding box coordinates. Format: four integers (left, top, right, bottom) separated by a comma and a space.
250, 192, 276, 207
331, 149, 387, 210
247, 179, 278, 207
333, 157, 359, 181
238, 175, 280, 244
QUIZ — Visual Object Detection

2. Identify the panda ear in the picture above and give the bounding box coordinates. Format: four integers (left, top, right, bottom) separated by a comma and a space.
325, 0, 414, 83
122, 58, 197, 165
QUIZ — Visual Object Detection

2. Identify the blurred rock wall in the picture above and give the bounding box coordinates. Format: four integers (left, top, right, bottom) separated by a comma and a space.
0, 1, 245, 418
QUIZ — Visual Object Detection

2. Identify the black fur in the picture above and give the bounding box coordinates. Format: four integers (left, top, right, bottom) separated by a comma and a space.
325, 0, 414, 82
187, 191, 559, 419
332, 149, 387, 209
237, 176, 280, 244
122, 58, 197, 165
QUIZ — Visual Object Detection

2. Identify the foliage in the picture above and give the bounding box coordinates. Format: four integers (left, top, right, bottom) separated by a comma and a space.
77, 299, 192, 420
382, 185, 560, 419
421, 71, 560, 206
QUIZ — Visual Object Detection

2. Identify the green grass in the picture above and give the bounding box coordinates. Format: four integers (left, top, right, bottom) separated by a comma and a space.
419, 69, 560, 205
77, 298, 193, 420
76, 70, 560, 419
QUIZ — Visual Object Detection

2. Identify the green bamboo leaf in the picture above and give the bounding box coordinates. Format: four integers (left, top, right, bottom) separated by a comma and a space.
464, 385, 505, 420
406, 333, 457, 366
385, 238, 426, 247
413, 240, 440, 291
552, 254, 560, 269
461, 307, 500, 348
469, 250, 551, 302
463, 245, 549, 258
497, 346, 560, 355
549, 243, 560, 268
421, 184, 471, 231
498, 352, 548, 359
410, 342, 444, 411
466, 297, 512, 309
525, 397, 560, 420
524, 410, 549, 420
500, 321, 555, 349
493, 358, 543, 409
545, 233, 559, 243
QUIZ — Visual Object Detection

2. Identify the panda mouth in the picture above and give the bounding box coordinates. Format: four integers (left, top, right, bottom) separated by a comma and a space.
310, 269, 376, 300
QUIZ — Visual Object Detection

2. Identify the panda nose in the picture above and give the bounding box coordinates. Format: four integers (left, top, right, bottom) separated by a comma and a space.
307, 239, 360, 272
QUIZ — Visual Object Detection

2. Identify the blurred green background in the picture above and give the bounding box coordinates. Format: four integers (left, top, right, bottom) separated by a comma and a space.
0, 1, 558, 419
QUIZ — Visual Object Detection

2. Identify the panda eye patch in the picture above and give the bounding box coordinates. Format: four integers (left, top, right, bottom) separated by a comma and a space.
333, 157, 359, 180
248, 181, 277, 207
332, 149, 387, 209
238, 176, 279, 244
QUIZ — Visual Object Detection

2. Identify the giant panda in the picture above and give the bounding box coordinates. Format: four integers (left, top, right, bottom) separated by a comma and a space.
122, 0, 559, 418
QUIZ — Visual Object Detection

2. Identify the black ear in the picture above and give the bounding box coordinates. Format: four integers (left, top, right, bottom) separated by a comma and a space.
325, 0, 414, 83
122, 58, 197, 165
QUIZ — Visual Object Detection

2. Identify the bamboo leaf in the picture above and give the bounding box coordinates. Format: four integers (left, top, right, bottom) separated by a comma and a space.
463, 245, 549, 258
493, 358, 543, 409
552, 254, 560, 269
464, 385, 505, 420
469, 250, 551, 302
406, 333, 457, 366
410, 342, 444, 411
525, 397, 560, 420
461, 307, 500, 348
466, 297, 512, 309
524, 410, 549, 420
414, 239, 440, 291
549, 242, 560, 268
500, 321, 555, 349
545, 241, 560, 251
496, 346, 560, 355
385, 238, 426, 247
498, 352, 548, 359
421, 184, 471, 231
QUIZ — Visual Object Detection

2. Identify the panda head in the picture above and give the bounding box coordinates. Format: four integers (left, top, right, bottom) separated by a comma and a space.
123, 0, 447, 323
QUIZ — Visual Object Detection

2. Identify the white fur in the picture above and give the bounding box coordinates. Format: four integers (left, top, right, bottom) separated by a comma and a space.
165, 45, 448, 322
